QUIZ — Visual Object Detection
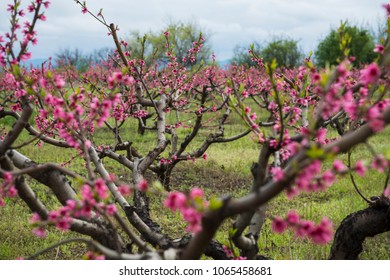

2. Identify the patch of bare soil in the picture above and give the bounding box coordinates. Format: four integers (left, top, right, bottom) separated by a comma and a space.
167, 162, 252, 193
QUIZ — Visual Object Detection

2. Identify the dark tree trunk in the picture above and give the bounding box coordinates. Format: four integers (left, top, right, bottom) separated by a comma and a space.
329, 197, 390, 260
137, 113, 154, 135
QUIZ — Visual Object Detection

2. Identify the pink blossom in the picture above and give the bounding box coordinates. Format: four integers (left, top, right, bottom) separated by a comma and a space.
271, 217, 287, 233
56, 218, 71, 231
32, 227, 47, 238
202, 153, 208, 160
296, 220, 315, 237
54, 75, 65, 89
286, 210, 300, 225
372, 155, 388, 172
112, 71, 123, 81
94, 178, 109, 200
20, 52, 32, 61
271, 167, 285, 182
81, 184, 94, 201
7, 186, 18, 197
164, 192, 187, 210
48, 210, 59, 222
242, 90, 249, 98
80, 204, 93, 218
374, 44, 385, 54
123, 75, 135, 85
84, 251, 106, 260
316, 127, 327, 144
309, 218, 333, 244
359, 63, 381, 85
322, 170, 336, 187
30, 213, 41, 224
105, 204, 117, 216
58, 206, 70, 217
182, 208, 202, 233
118, 185, 132, 196
190, 188, 204, 199
250, 113, 257, 121
369, 118, 385, 133
38, 14, 46, 21
337, 63, 348, 78
384, 187, 390, 197
222, 245, 234, 258
138, 178, 148, 191
332, 159, 347, 173
355, 160, 367, 177
3, 172, 13, 183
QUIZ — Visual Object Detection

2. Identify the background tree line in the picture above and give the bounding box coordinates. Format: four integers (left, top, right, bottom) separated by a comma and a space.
54, 19, 381, 70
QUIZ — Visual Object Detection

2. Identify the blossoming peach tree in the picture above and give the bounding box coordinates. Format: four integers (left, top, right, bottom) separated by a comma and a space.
0, 0, 389, 260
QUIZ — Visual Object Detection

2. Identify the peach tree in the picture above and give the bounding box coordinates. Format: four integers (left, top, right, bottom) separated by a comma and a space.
0, 0, 389, 260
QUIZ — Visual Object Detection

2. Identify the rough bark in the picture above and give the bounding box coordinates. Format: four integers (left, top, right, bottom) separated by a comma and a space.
329, 197, 390, 260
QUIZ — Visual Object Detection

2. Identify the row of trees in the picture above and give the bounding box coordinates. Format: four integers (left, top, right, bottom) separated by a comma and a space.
55, 19, 379, 70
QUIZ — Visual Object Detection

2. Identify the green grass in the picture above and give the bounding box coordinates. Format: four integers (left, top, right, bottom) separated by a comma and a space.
0, 113, 389, 260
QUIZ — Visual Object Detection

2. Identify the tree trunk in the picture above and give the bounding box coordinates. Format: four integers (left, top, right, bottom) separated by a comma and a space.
329, 197, 390, 260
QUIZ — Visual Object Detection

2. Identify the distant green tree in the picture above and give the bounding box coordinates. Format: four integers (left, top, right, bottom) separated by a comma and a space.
126, 20, 212, 67
231, 37, 303, 68
261, 37, 303, 68
231, 42, 262, 67
315, 24, 376, 67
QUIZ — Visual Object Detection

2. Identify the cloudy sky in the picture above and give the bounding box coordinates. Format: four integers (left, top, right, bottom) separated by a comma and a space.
0, 0, 388, 61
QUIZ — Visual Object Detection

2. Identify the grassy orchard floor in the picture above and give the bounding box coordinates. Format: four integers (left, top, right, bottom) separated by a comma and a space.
0, 114, 389, 259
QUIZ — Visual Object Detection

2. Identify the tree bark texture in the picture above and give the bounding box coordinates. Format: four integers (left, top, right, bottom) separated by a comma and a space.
329, 197, 390, 260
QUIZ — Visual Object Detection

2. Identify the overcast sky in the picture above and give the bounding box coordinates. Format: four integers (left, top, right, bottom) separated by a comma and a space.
0, 0, 388, 61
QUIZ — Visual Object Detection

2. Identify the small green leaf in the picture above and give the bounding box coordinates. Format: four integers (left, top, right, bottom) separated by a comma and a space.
11, 64, 21, 77
238, 83, 245, 94
74, 177, 86, 188
208, 197, 223, 210
306, 145, 325, 159
228, 227, 238, 237
385, 148, 390, 161
46, 70, 53, 79
227, 78, 233, 89
152, 180, 164, 193
228, 95, 238, 107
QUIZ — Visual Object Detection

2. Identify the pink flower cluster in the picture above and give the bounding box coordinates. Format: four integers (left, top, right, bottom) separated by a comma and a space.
84, 251, 105, 260
107, 71, 135, 89
270, 166, 284, 182
222, 245, 247, 260
288, 159, 351, 199
360, 63, 381, 86
164, 188, 206, 233
0, 171, 18, 207
1, 0, 50, 65
271, 210, 333, 244
30, 178, 117, 237
365, 101, 390, 133
288, 160, 324, 198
